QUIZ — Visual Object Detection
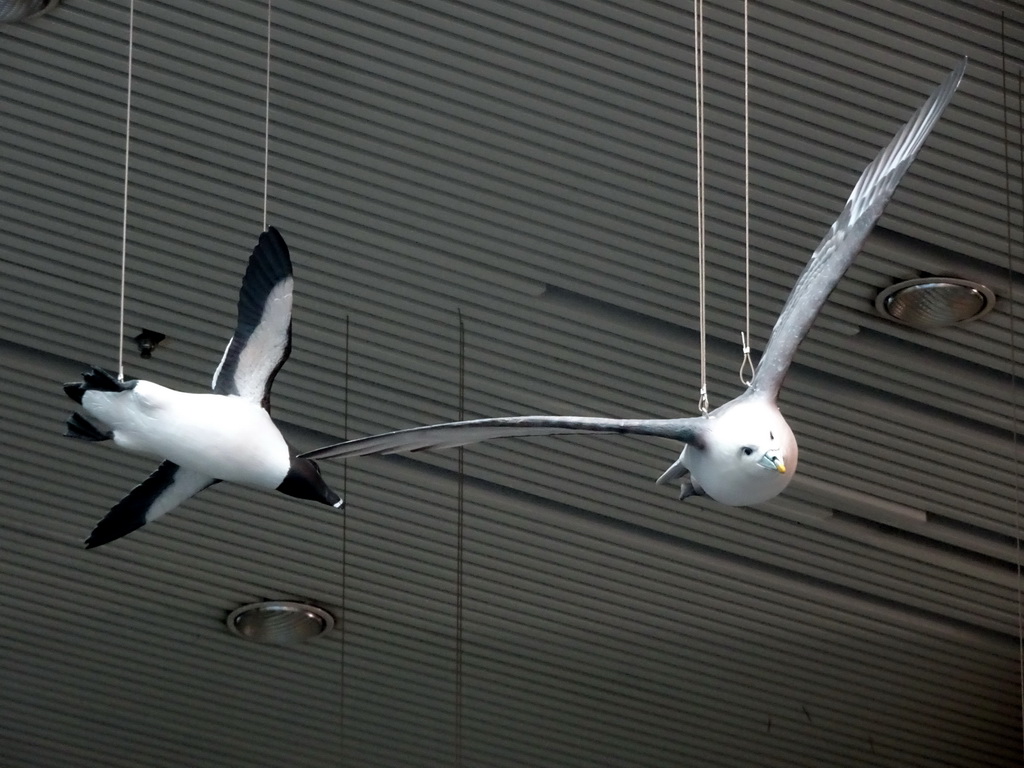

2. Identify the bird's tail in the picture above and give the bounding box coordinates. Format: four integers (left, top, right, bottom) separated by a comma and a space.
63, 366, 132, 404
656, 455, 690, 486
64, 412, 112, 442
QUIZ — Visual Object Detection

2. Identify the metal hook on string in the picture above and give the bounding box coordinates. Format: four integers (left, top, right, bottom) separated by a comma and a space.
739, 332, 755, 386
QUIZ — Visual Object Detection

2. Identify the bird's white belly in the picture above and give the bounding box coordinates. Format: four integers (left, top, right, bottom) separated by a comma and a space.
689, 449, 791, 506
82, 382, 290, 488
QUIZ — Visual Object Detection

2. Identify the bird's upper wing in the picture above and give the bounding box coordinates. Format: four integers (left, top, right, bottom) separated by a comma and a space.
300, 415, 704, 461
748, 58, 966, 401
211, 227, 294, 409
85, 461, 218, 548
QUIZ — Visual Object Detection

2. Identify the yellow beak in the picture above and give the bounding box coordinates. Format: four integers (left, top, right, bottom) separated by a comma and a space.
759, 452, 786, 474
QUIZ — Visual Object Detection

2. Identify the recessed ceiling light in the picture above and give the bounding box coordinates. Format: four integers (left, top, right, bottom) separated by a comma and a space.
875, 277, 995, 329
0, 0, 58, 23
226, 601, 335, 645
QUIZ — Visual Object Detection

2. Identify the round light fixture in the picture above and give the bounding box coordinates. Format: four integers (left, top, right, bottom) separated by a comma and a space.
0, 0, 58, 23
226, 601, 334, 645
875, 277, 995, 329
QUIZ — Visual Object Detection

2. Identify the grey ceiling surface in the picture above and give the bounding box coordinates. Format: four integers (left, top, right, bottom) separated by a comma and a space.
2, 0, 1024, 766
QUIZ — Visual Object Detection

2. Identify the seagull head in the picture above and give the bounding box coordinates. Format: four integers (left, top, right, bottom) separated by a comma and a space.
687, 397, 798, 506
278, 457, 344, 508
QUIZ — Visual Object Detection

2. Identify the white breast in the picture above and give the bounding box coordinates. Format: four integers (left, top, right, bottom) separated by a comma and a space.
686, 398, 797, 506
81, 380, 291, 488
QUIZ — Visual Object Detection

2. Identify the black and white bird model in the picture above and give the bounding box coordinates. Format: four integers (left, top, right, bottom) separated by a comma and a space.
302, 60, 967, 507
64, 227, 343, 548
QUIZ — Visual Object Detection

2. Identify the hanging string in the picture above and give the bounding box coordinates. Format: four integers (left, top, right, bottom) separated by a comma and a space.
739, 0, 755, 386
1014, 64, 1024, 761
694, 0, 709, 414
117, 0, 137, 382
1003, 15, 1024, 754
1014, 93, 1023, 765
338, 315, 349, 766
455, 310, 466, 768
262, 0, 272, 230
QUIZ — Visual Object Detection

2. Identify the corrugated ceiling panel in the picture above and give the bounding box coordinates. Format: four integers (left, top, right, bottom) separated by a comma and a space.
2, 0, 1023, 765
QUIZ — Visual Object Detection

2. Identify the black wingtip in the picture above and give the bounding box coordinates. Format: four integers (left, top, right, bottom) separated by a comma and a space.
84, 509, 147, 549
256, 227, 291, 272
84, 509, 152, 547
84, 531, 127, 549
236, 227, 293, 324
83, 461, 186, 549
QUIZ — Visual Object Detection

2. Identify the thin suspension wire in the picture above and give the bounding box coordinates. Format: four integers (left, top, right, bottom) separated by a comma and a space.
1013, 61, 1024, 759
455, 310, 466, 768
339, 315, 349, 766
117, 0, 137, 382
694, 0, 709, 414
739, 0, 755, 386
1014, 103, 1023, 768
1004, 16, 1023, 753
262, 0, 272, 230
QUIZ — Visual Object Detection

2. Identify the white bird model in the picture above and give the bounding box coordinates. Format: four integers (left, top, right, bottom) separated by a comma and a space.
303, 60, 967, 507
65, 228, 343, 548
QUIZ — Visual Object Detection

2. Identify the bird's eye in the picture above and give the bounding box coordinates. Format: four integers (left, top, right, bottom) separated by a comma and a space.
742, 447, 754, 456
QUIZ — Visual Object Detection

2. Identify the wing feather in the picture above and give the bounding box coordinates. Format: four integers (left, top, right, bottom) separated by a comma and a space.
211, 227, 294, 409
85, 461, 218, 548
749, 59, 966, 400
300, 415, 704, 461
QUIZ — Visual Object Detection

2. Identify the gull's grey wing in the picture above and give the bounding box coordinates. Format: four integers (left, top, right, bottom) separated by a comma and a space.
300, 415, 705, 461
749, 58, 966, 401
211, 227, 294, 409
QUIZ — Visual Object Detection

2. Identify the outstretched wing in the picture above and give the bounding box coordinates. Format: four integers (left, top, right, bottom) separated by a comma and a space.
85, 461, 218, 548
300, 415, 704, 461
749, 58, 966, 401
211, 227, 294, 410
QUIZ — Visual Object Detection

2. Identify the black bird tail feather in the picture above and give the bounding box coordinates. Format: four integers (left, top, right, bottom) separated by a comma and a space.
63, 366, 132, 405
65, 412, 112, 442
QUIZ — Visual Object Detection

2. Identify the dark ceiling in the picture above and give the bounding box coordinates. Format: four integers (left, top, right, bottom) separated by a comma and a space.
2, 0, 1023, 766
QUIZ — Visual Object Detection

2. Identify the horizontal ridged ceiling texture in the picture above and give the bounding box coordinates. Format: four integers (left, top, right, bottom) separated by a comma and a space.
2, 0, 1024, 766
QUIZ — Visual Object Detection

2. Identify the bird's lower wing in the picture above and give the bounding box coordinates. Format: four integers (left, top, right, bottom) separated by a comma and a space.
300, 415, 702, 461
749, 58, 966, 400
85, 461, 218, 548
